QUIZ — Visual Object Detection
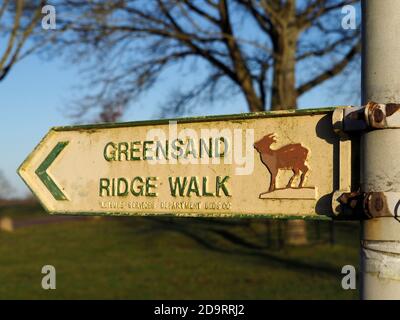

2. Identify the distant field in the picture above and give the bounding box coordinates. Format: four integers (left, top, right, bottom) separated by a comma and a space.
0, 203, 359, 299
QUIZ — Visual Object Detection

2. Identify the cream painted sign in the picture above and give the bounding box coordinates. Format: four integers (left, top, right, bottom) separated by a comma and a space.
18, 108, 352, 218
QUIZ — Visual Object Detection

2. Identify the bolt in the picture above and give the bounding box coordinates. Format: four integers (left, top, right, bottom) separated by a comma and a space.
373, 108, 384, 123
374, 195, 384, 212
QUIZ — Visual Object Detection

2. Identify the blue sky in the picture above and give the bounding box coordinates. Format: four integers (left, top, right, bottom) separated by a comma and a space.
0, 46, 360, 197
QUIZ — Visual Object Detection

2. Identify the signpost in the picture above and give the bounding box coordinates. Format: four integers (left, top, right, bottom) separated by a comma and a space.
18, 0, 400, 300
360, 0, 400, 300
18, 108, 352, 219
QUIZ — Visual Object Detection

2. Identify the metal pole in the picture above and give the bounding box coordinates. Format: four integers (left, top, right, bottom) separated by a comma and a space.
361, 0, 400, 299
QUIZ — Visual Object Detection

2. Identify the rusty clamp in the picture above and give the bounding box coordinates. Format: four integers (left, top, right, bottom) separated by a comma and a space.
333, 101, 400, 133
332, 190, 400, 221
332, 102, 400, 220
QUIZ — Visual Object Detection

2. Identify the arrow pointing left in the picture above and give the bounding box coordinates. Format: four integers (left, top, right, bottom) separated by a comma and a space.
34, 141, 69, 201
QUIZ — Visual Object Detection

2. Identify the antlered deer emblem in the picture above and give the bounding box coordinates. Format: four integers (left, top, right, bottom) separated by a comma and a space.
254, 133, 309, 193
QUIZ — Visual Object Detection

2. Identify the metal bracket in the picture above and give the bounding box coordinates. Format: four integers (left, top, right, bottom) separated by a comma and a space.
364, 192, 400, 220
333, 101, 400, 133
332, 190, 365, 220
332, 102, 400, 220
332, 191, 400, 221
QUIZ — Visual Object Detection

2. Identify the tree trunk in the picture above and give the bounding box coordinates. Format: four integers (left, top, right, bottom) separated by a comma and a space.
271, 32, 297, 110
285, 220, 308, 246
271, 28, 308, 245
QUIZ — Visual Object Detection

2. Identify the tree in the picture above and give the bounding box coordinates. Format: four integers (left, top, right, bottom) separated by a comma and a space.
38, 0, 360, 121
0, 0, 45, 82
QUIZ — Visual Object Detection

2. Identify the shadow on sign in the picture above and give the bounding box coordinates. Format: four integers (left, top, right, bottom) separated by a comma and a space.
315, 114, 340, 218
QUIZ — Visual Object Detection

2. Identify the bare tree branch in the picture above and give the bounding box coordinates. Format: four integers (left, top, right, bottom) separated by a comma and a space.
297, 41, 361, 96
0, 0, 45, 82
29, 0, 361, 119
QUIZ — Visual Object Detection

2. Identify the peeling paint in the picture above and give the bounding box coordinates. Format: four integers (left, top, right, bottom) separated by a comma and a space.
362, 240, 400, 280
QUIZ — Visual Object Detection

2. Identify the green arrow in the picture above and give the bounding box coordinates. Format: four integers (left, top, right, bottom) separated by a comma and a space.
35, 141, 69, 201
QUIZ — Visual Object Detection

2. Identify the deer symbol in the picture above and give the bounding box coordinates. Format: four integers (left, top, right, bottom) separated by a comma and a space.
254, 133, 309, 193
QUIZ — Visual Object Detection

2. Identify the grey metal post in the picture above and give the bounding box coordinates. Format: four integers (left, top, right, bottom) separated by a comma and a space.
361, 0, 400, 299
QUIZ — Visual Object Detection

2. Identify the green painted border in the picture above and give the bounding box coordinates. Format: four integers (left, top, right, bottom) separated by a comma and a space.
52, 106, 340, 132
47, 210, 332, 221
18, 107, 342, 220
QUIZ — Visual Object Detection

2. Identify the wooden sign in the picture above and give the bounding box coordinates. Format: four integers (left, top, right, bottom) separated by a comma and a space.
18, 108, 352, 219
